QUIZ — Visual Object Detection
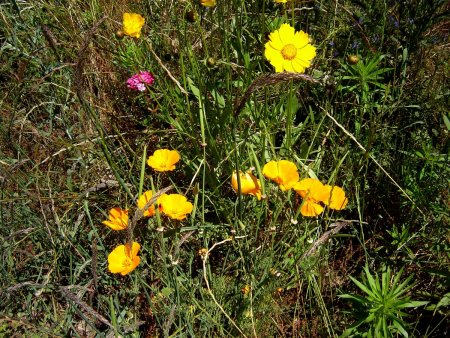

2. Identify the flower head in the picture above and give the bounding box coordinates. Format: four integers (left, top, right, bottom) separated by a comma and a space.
122, 13, 145, 38
231, 171, 262, 200
108, 242, 141, 276
102, 207, 129, 230
147, 149, 181, 172
200, 0, 216, 7
293, 178, 329, 217
274, 0, 289, 3
262, 160, 299, 191
158, 194, 193, 220
264, 23, 316, 73
127, 71, 154, 91
137, 190, 156, 217
323, 185, 348, 210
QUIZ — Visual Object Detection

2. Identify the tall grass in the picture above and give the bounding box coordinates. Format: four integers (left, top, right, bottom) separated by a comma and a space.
1, 0, 449, 336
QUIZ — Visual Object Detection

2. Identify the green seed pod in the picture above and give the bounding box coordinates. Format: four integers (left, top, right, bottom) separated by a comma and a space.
206, 57, 216, 67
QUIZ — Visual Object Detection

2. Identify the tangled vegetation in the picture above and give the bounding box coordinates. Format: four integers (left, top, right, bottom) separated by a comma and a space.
1, 0, 449, 336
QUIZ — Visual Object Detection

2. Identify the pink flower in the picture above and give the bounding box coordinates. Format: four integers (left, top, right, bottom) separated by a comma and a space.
127, 71, 155, 91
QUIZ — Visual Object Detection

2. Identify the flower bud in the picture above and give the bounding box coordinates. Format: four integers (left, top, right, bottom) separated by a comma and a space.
115, 30, 125, 39
347, 55, 359, 64
206, 57, 216, 67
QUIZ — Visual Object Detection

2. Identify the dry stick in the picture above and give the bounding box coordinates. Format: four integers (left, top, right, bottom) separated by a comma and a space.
202, 237, 248, 338
33, 134, 128, 170
58, 286, 113, 329
324, 111, 425, 217
126, 186, 173, 249
300, 221, 352, 261
90, 238, 98, 306
147, 44, 188, 96
234, 73, 319, 118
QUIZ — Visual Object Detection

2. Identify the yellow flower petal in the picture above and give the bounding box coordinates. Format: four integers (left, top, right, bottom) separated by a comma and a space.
147, 149, 181, 172
323, 185, 348, 210
293, 178, 328, 201
231, 171, 262, 200
102, 207, 128, 230
283, 60, 295, 72
268, 33, 283, 51
300, 200, 324, 217
293, 30, 309, 49
200, 0, 216, 7
263, 160, 299, 191
291, 60, 306, 73
297, 44, 317, 63
294, 178, 330, 217
137, 190, 156, 217
108, 242, 141, 276
158, 194, 193, 220
278, 24, 295, 44
264, 23, 316, 73
122, 13, 145, 38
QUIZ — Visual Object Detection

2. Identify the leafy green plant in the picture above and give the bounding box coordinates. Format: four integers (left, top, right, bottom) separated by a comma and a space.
338, 54, 392, 103
340, 265, 428, 337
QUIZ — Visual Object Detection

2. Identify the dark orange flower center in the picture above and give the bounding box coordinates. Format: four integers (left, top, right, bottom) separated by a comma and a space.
281, 44, 297, 60
122, 258, 132, 267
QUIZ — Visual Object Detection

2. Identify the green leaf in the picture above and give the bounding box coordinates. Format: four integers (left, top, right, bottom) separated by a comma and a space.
161, 287, 174, 298
443, 114, 450, 131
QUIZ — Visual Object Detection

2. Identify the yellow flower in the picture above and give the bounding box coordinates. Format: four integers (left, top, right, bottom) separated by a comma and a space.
147, 149, 181, 172
137, 190, 156, 217
231, 171, 262, 200
108, 242, 141, 276
264, 23, 316, 73
274, 0, 289, 3
262, 160, 299, 191
241, 284, 251, 295
122, 13, 145, 38
200, 0, 216, 7
158, 194, 193, 220
102, 207, 129, 230
323, 185, 348, 210
293, 178, 329, 217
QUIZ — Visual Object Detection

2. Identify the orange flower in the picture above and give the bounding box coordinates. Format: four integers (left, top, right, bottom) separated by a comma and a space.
231, 171, 262, 200
158, 194, 193, 220
147, 149, 181, 172
137, 190, 156, 217
323, 185, 348, 210
122, 13, 145, 38
102, 207, 129, 230
293, 178, 329, 217
108, 242, 141, 276
262, 160, 299, 191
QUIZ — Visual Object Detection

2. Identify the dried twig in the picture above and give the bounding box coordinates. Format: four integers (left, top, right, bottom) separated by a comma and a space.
126, 185, 173, 248
146, 42, 188, 95
301, 221, 351, 260
202, 236, 248, 338
59, 286, 113, 329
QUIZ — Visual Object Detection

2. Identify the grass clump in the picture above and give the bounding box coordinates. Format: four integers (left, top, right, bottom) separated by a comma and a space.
1, 0, 449, 336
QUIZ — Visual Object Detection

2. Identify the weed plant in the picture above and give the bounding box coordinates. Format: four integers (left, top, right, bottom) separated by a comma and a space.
1, 0, 449, 336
